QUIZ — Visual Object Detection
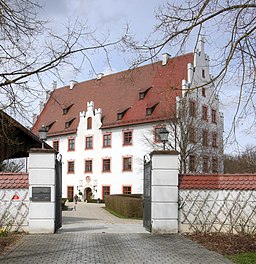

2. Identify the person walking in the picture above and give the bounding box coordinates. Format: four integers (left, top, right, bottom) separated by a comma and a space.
74, 194, 78, 211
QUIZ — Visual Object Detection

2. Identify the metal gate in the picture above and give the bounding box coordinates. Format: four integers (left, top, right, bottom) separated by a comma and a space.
143, 155, 152, 232
55, 157, 62, 232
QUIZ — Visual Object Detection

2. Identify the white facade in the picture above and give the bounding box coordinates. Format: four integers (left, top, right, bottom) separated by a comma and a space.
46, 102, 155, 200
43, 39, 224, 200
178, 37, 224, 173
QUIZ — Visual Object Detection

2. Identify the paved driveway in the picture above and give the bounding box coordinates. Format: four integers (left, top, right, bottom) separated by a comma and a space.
0, 203, 232, 264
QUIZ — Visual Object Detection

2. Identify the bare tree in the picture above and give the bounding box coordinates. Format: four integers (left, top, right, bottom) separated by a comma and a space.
0, 0, 128, 122
224, 145, 256, 173
125, 1, 256, 145
170, 96, 203, 174
142, 94, 222, 174
0, 159, 24, 172
166, 95, 222, 174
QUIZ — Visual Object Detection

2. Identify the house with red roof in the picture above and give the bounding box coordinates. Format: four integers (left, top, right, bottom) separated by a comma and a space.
32, 37, 224, 200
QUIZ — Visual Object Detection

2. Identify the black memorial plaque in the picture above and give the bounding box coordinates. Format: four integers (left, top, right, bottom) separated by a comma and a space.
32, 187, 51, 202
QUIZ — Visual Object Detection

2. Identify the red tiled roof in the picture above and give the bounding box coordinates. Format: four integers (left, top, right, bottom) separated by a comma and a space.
32, 53, 193, 136
0, 173, 29, 189
179, 174, 256, 190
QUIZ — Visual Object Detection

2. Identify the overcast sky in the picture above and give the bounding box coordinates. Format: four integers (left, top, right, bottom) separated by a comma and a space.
39, 0, 168, 77
37, 0, 255, 152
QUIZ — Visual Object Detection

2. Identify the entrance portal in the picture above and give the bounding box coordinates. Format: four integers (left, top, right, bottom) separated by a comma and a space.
84, 187, 92, 202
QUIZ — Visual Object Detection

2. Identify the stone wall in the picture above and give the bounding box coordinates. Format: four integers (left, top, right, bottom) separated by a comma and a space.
0, 173, 29, 232
179, 174, 256, 234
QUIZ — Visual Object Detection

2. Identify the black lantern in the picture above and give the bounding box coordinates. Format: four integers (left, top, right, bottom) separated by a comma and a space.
38, 125, 48, 148
159, 127, 169, 150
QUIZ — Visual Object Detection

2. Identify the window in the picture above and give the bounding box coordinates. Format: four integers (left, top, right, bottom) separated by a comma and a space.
103, 133, 111, 148
189, 100, 196, 117
65, 118, 75, 128
63, 104, 73, 115
203, 156, 209, 173
67, 186, 74, 200
123, 130, 133, 145
212, 157, 218, 173
117, 113, 123, 120
211, 109, 217, 123
146, 107, 154, 116
85, 160, 93, 172
102, 158, 111, 172
189, 155, 195, 172
139, 87, 151, 100
102, 186, 110, 200
202, 69, 205, 78
202, 106, 208, 121
202, 130, 208, 146
117, 107, 130, 120
85, 136, 93, 149
68, 138, 75, 151
123, 186, 132, 194
189, 127, 196, 143
53, 140, 59, 152
212, 132, 218, 147
68, 161, 75, 173
87, 117, 92, 129
46, 121, 55, 131
146, 103, 158, 116
123, 157, 132, 171
202, 87, 206, 97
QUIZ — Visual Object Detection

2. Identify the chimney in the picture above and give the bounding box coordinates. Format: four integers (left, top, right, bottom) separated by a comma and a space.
32, 113, 37, 125
162, 53, 171, 66
70, 80, 78, 90
45, 90, 50, 101
52, 80, 57, 90
96, 73, 104, 80
39, 101, 44, 114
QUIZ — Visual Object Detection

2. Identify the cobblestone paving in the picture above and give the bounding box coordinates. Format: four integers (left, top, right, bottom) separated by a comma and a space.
0, 203, 232, 263
0, 233, 232, 264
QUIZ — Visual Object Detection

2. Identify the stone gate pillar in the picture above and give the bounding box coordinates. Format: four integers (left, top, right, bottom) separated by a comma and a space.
28, 148, 56, 233
151, 150, 179, 233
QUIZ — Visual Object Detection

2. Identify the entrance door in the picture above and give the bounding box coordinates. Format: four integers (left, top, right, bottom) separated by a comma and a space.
84, 187, 92, 201
67, 186, 74, 201
143, 157, 152, 232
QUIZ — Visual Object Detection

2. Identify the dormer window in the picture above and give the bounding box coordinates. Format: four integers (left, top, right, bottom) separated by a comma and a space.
46, 121, 56, 131
117, 113, 123, 120
63, 104, 74, 115
146, 103, 158, 116
139, 87, 151, 100
117, 107, 130, 120
65, 117, 75, 128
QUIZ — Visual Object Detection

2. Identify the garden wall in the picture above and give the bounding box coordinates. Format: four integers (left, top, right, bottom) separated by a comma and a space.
104, 194, 143, 218
0, 173, 29, 232
178, 174, 256, 234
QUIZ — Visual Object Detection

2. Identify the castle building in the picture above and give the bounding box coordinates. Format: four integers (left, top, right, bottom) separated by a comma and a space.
33, 38, 224, 200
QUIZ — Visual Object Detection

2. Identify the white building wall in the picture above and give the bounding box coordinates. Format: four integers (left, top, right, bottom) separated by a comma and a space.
180, 36, 224, 173
46, 103, 155, 200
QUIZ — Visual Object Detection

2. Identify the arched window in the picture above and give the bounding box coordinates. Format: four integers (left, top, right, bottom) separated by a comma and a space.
87, 117, 92, 129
